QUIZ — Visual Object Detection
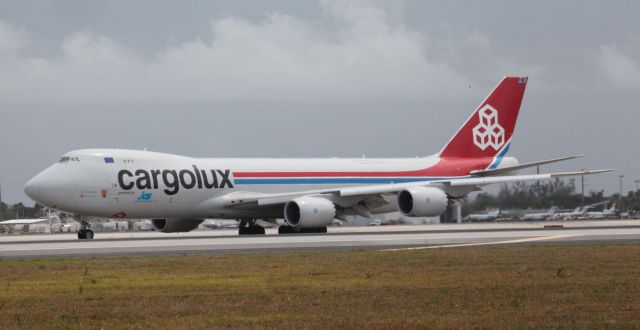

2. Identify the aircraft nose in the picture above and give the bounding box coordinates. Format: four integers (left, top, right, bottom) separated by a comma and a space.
24, 167, 77, 207
24, 172, 45, 203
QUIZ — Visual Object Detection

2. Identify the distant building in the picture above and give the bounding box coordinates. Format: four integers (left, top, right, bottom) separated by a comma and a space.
0, 216, 61, 234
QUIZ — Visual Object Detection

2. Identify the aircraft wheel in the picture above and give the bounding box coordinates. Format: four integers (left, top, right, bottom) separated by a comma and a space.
77, 230, 85, 239
278, 226, 327, 234
278, 225, 295, 234
239, 226, 265, 235
301, 227, 327, 234
84, 229, 94, 239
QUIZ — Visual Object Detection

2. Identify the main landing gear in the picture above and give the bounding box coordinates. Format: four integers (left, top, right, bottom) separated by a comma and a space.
238, 219, 266, 235
236, 219, 328, 235
278, 226, 327, 234
77, 220, 94, 240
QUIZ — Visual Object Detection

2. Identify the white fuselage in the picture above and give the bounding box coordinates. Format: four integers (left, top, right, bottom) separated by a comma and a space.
24, 149, 517, 220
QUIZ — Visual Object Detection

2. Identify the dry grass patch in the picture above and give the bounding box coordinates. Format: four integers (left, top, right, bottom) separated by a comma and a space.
1, 244, 640, 329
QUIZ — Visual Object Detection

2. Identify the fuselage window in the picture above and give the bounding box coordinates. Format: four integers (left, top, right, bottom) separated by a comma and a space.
59, 157, 71, 163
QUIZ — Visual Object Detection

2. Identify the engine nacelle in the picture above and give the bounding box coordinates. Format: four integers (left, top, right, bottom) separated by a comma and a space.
397, 186, 448, 217
151, 218, 204, 233
284, 196, 336, 228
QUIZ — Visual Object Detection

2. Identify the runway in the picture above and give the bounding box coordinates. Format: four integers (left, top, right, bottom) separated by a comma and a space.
1, 220, 640, 258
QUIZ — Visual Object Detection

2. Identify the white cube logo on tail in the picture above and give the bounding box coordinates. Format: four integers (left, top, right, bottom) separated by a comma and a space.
472, 104, 505, 150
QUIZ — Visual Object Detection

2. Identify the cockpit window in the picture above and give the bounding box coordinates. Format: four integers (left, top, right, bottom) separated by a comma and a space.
58, 156, 80, 163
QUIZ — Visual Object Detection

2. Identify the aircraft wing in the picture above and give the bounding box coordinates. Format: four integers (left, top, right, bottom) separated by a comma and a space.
215, 169, 612, 209
469, 155, 585, 177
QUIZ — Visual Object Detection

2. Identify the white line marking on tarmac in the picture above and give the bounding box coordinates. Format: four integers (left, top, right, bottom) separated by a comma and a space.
0, 238, 453, 252
3, 234, 555, 252
382, 234, 579, 251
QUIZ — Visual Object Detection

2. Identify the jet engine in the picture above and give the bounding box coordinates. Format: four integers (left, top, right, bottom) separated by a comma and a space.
397, 186, 448, 217
284, 196, 336, 228
151, 218, 204, 233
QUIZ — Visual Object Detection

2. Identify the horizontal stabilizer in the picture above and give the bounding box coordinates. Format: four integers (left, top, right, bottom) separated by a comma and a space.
470, 155, 585, 177
450, 169, 613, 187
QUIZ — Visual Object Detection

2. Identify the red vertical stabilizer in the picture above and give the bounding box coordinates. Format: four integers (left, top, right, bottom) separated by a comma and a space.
439, 76, 527, 158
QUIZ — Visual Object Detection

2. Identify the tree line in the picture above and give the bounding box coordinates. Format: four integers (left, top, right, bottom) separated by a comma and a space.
0, 202, 44, 220
467, 178, 640, 213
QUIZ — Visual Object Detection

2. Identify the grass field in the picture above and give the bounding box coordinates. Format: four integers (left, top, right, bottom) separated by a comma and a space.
1, 244, 640, 329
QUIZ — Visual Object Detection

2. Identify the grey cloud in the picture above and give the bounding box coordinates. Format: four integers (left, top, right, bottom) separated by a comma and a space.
597, 45, 640, 90
0, 20, 29, 54
0, 1, 470, 105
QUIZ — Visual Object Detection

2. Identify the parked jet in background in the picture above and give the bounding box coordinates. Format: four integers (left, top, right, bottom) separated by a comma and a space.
549, 206, 586, 220
549, 201, 610, 220
520, 206, 558, 221
586, 203, 617, 219
465, 209, 501, 222
24, 77, 611, 239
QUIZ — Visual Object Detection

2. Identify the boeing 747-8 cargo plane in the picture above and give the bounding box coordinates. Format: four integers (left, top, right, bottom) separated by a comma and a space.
24, 77, 610, 239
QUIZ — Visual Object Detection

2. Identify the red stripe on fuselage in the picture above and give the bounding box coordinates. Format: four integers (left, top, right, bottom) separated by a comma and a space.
233, 157, 493, 178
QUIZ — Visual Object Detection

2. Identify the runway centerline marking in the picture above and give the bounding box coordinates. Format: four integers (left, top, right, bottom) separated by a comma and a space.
382, 234, 580, 251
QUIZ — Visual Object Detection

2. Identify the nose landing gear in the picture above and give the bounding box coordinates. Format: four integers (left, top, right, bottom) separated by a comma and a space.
77, 220, 94, 239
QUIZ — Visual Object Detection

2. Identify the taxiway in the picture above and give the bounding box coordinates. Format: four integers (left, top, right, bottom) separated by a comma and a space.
1, 220, 639, 258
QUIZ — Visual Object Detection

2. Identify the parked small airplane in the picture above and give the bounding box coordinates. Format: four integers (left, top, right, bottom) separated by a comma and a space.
520, 206, 558, 221
549, 206, 586, 220
465, 209, 501, 222
586, 203, 617, 219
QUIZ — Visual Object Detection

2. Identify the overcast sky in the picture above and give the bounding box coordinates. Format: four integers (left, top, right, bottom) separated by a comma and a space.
1, 0, 639, 204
